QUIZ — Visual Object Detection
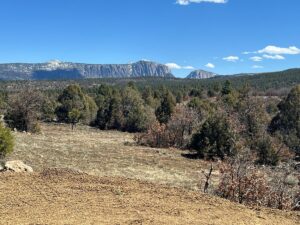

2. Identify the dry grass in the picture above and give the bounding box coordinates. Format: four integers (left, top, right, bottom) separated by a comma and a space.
8, 123, 214, 190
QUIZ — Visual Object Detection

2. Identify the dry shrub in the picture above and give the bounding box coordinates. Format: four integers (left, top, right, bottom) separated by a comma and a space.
217, 152, 269, 206
5, 89, 44, 133
135, 105, 200, 148
166, 105, 200, 147
216, 151, 299, 210
135, 121, 170, 148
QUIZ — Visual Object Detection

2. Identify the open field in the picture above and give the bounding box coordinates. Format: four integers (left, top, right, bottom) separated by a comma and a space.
3, 123, 299, 224
0, 168, 299, 225
8, 123, 213, 190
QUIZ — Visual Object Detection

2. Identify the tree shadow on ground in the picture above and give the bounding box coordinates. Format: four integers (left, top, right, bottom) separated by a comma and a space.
181, 152, 203, 160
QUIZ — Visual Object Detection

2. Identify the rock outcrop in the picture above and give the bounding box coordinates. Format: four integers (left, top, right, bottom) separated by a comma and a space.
186, 70, 217, 79
0, 60, 173, 80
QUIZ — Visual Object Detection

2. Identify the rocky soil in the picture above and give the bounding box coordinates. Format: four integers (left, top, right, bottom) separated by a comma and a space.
0, 168, 299, 225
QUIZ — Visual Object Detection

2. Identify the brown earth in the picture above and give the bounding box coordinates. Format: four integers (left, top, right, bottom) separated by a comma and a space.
8, 123, 215, 190
0, 168, 299, 225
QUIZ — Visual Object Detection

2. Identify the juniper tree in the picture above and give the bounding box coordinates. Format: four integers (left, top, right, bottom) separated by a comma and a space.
5, 89, 44, 133
269, 85, 300, 156
155, 90, 176, 124
56, 84, 97, 126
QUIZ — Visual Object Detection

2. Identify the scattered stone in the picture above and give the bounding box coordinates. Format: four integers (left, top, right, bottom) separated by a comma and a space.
294, 162, 300, 171
2, 160, 33, 173
293, 201, 300, 211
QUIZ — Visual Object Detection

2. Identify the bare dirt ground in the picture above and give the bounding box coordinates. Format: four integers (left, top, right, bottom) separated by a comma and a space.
0, 168, 299, 225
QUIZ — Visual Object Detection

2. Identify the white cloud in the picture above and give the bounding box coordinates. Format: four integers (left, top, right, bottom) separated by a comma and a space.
165, 63, 195, 70
252, 65, 264, 69
205, 63, 215, 69
176, 0, 227, 5
250, 56, 263, 62
165, 63, 181, 69
258, 46, 300, 55
262, 54, 285, 60
183, 65, 195, 69
223, 56, 239, 62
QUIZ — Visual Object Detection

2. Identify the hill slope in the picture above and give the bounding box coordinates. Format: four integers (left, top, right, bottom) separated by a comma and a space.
0, 169, 298, 225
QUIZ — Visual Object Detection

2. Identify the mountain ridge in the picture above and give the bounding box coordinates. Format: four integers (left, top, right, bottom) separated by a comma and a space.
0, 60, 173, 80
186, 69, 217, 79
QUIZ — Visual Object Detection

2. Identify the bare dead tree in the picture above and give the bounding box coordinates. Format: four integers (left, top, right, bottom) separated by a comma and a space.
203, 163, 213, 193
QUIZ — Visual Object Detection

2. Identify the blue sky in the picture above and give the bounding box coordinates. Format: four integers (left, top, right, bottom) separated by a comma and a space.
0, 0, 300, 77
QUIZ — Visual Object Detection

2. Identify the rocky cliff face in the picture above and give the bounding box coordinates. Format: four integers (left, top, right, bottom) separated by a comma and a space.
186, 70, 216, 79
0, 60, 173, 80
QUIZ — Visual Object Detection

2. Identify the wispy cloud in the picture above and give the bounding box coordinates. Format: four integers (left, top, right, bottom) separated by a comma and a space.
250, 56, 263, 62
252, 65, 264, 69
176, 0, 227, 5
205, 63, 215, 69
223, 56, 239, 62
262, 54, 285, 60
165, 63, 195, 70
242, 51, 255, 55
184, 65, 195, 69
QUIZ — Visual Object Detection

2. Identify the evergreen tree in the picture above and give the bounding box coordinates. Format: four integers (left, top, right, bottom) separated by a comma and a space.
190, 116, 235, 159
96, 84, 113, 97
175, 91, 183, 103
269, 85, 300, 155
56, 84, 97, 125
189, 88, 203, 98
155, 90, 176, 124
221, 80, 233, 96
142, 86, 157, 107
5, 89, 44, 133
0, 123, 14, 159
121, 85, 149, 132
95, 88, 123, 130
255, 137, 279, 166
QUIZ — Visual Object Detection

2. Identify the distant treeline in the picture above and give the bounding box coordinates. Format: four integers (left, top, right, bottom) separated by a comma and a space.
0, 68, 299, 96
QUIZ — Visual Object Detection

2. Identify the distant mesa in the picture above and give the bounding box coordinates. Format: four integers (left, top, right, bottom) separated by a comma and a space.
186, 70, 217, 79
0, 60, 173, 80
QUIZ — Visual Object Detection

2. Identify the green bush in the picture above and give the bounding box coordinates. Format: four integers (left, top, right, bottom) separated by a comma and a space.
155, 90, 176, 124
56, 84, 97, 125
0, 123, 14, 159
121, 85, 152, 132
255, 137, 279, 166
190, 116, 235, 159
269, 85, 300, 156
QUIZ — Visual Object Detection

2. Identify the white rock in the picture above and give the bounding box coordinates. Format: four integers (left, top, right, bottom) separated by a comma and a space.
4, 160, 33, 173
